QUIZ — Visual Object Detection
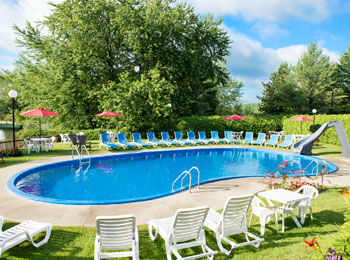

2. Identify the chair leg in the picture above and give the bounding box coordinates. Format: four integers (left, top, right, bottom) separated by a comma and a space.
281, 212, 285, 233
249, 212, 253, 227
260, 216, 266, 236
309, 207, 313, 221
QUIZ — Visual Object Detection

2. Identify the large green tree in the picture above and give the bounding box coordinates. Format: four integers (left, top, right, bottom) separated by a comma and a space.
258, 63, 301, 114
294, 42, 333, 113
336, 46, 350, 113
3, 0, 231, 130
216, 78, 243, 115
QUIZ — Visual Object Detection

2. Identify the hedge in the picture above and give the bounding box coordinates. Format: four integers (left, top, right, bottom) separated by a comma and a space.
282, 114, 350, 146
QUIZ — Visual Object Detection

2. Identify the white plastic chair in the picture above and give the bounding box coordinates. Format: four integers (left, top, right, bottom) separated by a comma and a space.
95, 215, 139, 260
46, 136, 56, 151
296, 185, 319, 224
0, 218, 52, 258
23, 139, 35, 154
204, 195, 264, 256
148, 206, 217, 260
249, 196, 278, 236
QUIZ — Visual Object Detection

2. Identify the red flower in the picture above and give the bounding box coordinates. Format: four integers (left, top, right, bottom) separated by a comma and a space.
305, 237, 318, 250
341, 189, 349, 197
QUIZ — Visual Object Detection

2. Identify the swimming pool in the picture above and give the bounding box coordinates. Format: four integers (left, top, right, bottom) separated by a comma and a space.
7, 148, 337, 205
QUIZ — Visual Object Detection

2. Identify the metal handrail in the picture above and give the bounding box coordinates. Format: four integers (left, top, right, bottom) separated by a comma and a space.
172, 167, 200, 193
72, 145, 80, 160
304, 159, 328, 175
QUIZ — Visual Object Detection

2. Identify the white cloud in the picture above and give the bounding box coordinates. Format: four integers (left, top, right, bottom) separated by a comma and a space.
224, 25, 340, 103
0, 0, 61, 54
184, 0, 331, 22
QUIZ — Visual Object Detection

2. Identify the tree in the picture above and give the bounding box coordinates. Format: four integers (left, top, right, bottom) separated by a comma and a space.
216, 78, 243, 115
294, 43, 333, 113
258, 63, 301, 114
336, 46, 350, 113
9, 0, 231, 129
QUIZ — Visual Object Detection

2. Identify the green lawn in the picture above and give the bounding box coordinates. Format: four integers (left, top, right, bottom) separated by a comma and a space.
0, 142, 346, 259
1, 187, 347, 259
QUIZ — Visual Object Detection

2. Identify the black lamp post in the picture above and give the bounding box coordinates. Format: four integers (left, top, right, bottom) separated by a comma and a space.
167, 103, 172, 130
8, 90, 18, 151
312, 108, 317, 133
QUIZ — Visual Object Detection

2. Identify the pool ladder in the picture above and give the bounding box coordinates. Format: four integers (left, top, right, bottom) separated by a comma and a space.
172, 167, 200, 193
304, 159, 328, 175
72, 144, 91, 173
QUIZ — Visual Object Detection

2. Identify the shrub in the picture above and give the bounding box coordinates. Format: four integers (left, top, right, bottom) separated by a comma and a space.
282, 114, 350, 146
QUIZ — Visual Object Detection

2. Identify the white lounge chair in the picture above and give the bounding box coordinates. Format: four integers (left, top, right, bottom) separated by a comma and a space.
296, 185, 319, 224
148, 206, 217, 260
204, 195, 264, 256
95, 215, 139, 260
249, 196, 278, 236
59, 133, 69, 144
0, 218, 52, 258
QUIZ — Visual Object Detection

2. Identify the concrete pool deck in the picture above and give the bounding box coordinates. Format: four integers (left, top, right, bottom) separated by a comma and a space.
0, 146, 349, 227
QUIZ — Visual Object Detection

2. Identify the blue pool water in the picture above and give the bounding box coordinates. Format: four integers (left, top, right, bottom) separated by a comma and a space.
7, 148, 337, 205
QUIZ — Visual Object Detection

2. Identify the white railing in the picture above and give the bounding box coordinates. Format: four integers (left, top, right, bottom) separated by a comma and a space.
305, 159, 328, 175
172, 167, 200, 193
72, 144, 91, 173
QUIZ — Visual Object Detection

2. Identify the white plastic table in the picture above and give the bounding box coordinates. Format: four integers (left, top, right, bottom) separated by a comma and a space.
258, 189, 309, 231
31, 138, 49, 152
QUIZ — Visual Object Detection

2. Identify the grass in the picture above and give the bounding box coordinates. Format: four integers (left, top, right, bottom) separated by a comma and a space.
0, 141, 346, 259
1, 187, 348, 259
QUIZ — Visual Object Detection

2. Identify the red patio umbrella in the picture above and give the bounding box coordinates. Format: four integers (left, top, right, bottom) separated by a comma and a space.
290, 116, 312, 134
95, 111, 123, 117
95, 111, 123, 130
20, 108, 60, 138
222, 114, 248, 120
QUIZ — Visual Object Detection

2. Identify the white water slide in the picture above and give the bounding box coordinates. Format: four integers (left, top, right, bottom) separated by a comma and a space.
292, 120, 350, 156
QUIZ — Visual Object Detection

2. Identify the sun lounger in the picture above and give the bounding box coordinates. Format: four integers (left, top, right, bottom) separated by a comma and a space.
198, 131, 215, 144
187, 131, 203, 145
95, 215, 139, 260
100, 133, 119, 151
210, 131, 226, 144
146, 132, 165, 148
224, 131, 239, 144
278, 135, 293, 149
132, 132, 150, 148
204, 195, 263, 256
243, 132, 254, 144
0, 218, 52, 258
174, 131, 193, 146
252, 133, 266, 146
265, 134, 278, 147
160, 132, 177, 146
149, 206, 217, 260
117, 133, 136, 149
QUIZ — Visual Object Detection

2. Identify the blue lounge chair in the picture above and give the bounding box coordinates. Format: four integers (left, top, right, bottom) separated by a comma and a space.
117, 133, 136, 149
198, 131, 214, 144
210, 131, 225, 144
132, 132, 150, 148
243, 132, 254, 144
252, 133, 266, 146
100, 133, 119, 151
265, 134, 278, 147
278, 135, 293, 149
174, 131, 193, 146
224, 131, 239, 144
146, 132, 165, 147
187, 131, 203, 145
161, 132, 178, 146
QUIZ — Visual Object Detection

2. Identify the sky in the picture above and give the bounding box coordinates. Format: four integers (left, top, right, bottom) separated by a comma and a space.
1, 0, 350, 103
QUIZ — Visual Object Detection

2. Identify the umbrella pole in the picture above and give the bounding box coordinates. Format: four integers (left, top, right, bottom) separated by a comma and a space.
300, 121, 302, 134
39, 117, 42, 139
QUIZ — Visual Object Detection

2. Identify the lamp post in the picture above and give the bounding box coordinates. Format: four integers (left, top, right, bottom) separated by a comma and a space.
167, 103, 172, 131
8, 90, 18, 151
312, 109, 317, 133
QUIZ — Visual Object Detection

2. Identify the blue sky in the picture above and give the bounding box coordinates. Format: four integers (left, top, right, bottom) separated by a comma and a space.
1, 0, 350, 103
